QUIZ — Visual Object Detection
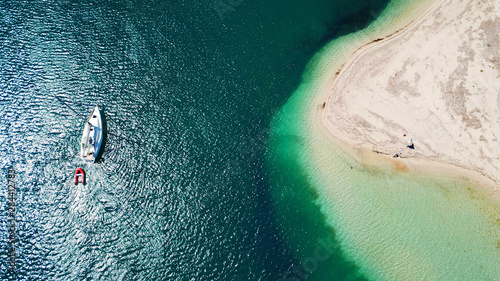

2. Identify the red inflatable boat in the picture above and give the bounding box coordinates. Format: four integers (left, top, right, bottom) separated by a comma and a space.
75, 167, 85, 185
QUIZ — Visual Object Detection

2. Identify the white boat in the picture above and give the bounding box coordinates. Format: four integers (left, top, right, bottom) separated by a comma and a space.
80, 105, 103, 163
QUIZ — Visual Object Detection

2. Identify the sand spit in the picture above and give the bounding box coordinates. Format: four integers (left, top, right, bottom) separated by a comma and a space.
323, 0, 500, 188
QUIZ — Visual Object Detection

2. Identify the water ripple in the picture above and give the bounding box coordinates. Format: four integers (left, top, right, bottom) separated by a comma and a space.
0, 0, 301, 279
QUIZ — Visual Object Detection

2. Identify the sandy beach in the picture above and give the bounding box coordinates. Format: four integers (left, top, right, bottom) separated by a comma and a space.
269, 0, 500, 278
322, 0, 500, 190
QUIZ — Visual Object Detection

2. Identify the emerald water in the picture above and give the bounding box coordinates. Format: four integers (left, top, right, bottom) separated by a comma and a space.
269, 0, 500, 280
0, 0, 394, 280
2, 0, 499, 280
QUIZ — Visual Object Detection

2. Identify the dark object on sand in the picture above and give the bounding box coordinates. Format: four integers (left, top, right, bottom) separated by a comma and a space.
407, 138, 414, 149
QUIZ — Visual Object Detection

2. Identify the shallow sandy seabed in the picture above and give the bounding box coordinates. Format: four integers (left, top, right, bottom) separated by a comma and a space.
323, 0, 500, 190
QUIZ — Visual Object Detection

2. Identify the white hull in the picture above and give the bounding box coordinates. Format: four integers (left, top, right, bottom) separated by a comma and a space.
80, 105, 103, 163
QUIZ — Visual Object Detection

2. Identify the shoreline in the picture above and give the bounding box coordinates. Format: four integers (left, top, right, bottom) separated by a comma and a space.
269, 0, 500, 278
316, 107, 500, 199
315, 0, 500, 197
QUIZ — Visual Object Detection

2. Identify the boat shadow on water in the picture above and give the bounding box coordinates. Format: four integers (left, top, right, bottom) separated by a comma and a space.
94, 106, 107, 163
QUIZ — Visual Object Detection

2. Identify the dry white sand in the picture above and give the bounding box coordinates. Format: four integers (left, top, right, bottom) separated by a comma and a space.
323, 0, 500, 188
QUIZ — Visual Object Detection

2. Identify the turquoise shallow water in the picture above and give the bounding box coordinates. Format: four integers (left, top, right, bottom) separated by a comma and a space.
0, 0, 393, 280
269, 0, 500, 279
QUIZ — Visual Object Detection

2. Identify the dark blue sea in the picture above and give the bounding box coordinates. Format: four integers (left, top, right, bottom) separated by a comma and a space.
0, 0, 389, 280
